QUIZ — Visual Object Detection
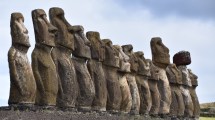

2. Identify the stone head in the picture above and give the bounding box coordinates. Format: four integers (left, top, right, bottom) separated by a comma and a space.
32, 9, 57, 47
86, 31, 105, 61
49, 7, 75, 50
166, 63, 182, 84
102, 39, 119, 68
121, 44, 133, 56
72, 25, 91, 59
113, 45, 131, 72
10, 12, 30, 47
122, 44, 138, 73
150, 37, 170, 68
188, 69, 198, 87
173, 51, 191, 66
134, 51, 150, 76
134, 51, 144, 60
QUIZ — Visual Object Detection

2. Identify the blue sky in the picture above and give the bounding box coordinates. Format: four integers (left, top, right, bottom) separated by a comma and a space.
0, 0, 214, 106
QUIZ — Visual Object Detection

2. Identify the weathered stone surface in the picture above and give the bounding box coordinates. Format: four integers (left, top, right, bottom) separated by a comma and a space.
102, 39, 121, 112
73, 57, 95, 111
150, 37, 171, 115
150, 37, 170, 69
102, 39, 119, 68
173, 51, 191, 66
114, 45, 132, 113
147, 59, 160, 116
0, 108, 170, 120
122, 45, 140, 115
188, 69, 200, 119
166, 64, 185, 117
72, 26, 91, 59
71, 27, 95, 111
86, 31, 107, 111
8, 12, 36, 105
49, 7, 79, 108
31, 9, 58, 106
135, 51, 152, 115
177, 65, 194, 117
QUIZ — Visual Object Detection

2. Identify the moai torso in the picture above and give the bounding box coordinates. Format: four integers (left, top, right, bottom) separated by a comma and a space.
8, 13, 36, 105
147, 59, 160, 116
134, 51, 152, 115
188, 69, 200, 119
31, 9, 58, 106
122, 44, 140, 115
150, 37, 171, 116
102, 39, 121, 112
71, 24, 95, 111
173, 51, 194, 118
113, 45, 132, 113
166, 64, 185, 117
86, 31, 107, 111
49, 7, 78, 108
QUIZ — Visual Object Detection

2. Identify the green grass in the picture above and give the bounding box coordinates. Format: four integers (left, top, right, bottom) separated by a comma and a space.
200, 117, 215, 120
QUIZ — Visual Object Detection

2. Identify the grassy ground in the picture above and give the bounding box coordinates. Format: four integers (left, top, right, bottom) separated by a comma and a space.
200, 117, 215, 120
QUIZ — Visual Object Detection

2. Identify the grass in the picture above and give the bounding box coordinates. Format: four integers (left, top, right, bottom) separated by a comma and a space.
200, 117, 215, 120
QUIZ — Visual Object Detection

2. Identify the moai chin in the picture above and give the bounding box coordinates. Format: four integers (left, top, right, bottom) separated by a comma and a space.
122, 44, 140, 115
113, 45, 132, 113
166, 64, 185, 118
173, 51, 194, 118
86, 31, 107, 112
72, 25, 95, 111
8, 12, 36, 106
102, 39, 122, 113
188, 69, 200, 119
150, 37, 171, 117
49, 7, 79, 109
31, 9, 58, 106
134, 51, 152, 115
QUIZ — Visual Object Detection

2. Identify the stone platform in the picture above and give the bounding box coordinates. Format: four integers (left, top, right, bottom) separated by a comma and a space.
0, 106, 170, 120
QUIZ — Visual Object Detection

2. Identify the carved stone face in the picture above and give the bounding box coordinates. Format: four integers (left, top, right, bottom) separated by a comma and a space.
122, 44, 138, 73
102, 39, 119, 68
86, 31, 105, 61
188, 69, 198, 86
32, 9, 57, 47
134, 51, 150, 76
10, 12, 30, 47
72, 25, 91, 59
166, 63, 182, 84
49, 7, 74, 50
113, 45, 131, 72
150, 37, 170, 68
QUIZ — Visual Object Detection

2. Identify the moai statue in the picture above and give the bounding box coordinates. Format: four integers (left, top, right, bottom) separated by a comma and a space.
173, 51, 194, 118
31, 9, 58, 106
122, 44, 140, 115
150, 37, 171, 117
166, 64, 185, 118
86, 31, 107, 112
8, 12, 36, 106
147, 59, 160, 116
72, 25, 95, 111
49, 7, 78, 109
102, 39, 122, 113
134, 51, 152, 115
113, 45, 132, 113
188, 69, 200, 119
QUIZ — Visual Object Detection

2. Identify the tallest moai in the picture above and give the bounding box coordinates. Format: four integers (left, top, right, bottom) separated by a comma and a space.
31, 9, 58, 106
150, 37, 171, 117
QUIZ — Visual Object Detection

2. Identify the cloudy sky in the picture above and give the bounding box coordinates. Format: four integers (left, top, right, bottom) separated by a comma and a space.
0, 0, 214, 106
